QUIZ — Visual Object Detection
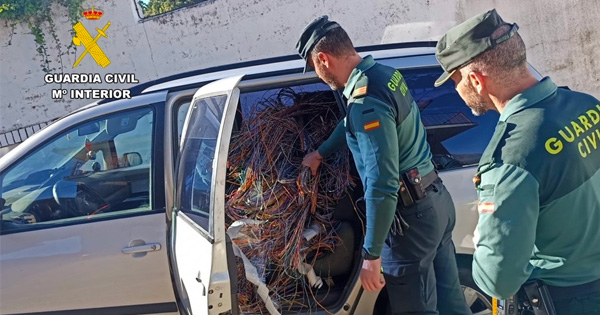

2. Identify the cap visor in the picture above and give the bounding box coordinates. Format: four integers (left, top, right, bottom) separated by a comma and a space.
434, 69, 456, 87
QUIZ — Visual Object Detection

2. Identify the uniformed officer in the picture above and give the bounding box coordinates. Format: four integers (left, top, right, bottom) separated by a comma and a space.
296, 16, 471, 314
435, 9, 600, 314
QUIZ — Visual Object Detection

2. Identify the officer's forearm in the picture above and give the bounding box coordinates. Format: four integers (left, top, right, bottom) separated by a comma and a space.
363, 189, 398, 257
473, 248, 532, 299
317, 120, 347, 158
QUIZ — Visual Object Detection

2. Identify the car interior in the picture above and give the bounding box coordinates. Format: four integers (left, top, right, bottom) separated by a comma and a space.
224, 83, 366, 313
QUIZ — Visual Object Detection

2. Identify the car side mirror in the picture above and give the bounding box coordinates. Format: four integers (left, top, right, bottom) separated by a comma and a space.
0, 198, 5, 209
121, 152, 142, 167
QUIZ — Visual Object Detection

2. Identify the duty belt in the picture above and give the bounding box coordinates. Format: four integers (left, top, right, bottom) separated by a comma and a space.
355, 169, 440, 237
391, 169, 439, 236
421, 169, 439, 190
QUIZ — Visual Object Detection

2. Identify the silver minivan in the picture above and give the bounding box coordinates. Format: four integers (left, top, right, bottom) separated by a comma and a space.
1, 42, 530, 314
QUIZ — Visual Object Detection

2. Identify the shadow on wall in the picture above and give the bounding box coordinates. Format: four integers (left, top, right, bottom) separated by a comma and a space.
381, 21, 457, 43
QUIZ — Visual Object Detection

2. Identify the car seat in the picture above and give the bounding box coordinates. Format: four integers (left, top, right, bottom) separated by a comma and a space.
310, 194, 358, 278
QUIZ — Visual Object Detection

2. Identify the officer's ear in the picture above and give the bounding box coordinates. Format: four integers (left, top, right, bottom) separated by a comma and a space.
467, 71, 487, 95
316, 51, 330, 68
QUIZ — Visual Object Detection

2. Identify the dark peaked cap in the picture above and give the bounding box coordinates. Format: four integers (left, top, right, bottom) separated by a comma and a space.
434, 9, 519, 87
296, 15, 341, 73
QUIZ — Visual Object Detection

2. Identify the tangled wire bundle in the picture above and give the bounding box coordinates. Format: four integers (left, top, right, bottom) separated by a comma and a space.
226, 88, 354, 313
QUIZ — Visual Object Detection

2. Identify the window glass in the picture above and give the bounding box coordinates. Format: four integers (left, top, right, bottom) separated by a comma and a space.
402, 67, 499, 169
1, 107, 154, 232
176, 101, 191, 146
79, 150, 105, 173
137, 0, 208, 18
177, 95, 226, 232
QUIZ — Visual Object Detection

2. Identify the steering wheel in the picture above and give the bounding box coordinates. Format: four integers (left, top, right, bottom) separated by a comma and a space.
52, 180, 109, 218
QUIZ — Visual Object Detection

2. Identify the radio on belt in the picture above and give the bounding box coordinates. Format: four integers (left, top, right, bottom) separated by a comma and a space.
494, 280, 557, 315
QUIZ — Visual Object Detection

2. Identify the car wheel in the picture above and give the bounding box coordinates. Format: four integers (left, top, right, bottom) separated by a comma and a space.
462, 284, 492, 315
458, 256, 493, 315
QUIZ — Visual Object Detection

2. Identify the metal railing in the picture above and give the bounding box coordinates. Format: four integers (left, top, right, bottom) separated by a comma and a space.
0, 120, 56, 149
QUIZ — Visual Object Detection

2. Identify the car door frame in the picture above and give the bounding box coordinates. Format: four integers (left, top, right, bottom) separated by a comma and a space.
169, 75, 244, 315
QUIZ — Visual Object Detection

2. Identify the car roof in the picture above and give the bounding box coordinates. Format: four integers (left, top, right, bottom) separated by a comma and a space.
100, 42, 436, 99
137, 43, 438, 95
80, 42, 436, 113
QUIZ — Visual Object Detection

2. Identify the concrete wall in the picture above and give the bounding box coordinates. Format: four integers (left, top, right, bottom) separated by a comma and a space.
1, 0, 599, 137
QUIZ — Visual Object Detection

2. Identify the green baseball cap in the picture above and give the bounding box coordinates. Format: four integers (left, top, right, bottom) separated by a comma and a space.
296, 15, 341, 73
434, 9, 519, 87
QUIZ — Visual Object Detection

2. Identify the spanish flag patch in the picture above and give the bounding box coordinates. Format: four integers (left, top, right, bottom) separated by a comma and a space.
364, 120, 380, 131
353, 86, 367, 98
478, 202, 495, 213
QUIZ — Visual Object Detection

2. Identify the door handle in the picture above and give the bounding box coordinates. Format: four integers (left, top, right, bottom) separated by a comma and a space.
122, 243, 162, 254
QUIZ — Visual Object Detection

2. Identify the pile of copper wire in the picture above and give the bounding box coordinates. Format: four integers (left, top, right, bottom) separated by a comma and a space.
226, 88, 354, 313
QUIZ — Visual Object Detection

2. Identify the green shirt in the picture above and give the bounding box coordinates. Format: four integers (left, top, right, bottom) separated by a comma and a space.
473, 77, 600, 299
319, 55, 433, 256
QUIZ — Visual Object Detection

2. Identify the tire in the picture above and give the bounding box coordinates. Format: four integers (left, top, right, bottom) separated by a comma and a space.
457, 255, 493, 315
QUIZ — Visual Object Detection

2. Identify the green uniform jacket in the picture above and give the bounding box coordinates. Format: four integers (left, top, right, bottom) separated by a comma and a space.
473, 77, 600, 299
318, 56, 433, 256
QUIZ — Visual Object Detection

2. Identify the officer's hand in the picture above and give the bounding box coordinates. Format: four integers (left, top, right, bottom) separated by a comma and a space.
360, 258, 385, 292
302, 150, 323, 176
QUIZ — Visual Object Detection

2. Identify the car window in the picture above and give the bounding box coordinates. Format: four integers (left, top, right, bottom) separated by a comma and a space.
0, 107, 154, 232
79, 150, 105, 173
239, 82, 335, 117
177, 95, 227, 233
401, 67, 499, 170
176, 101, 191, 146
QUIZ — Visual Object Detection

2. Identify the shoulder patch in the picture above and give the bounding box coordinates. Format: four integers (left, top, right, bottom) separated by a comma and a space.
477, 202, 495, 214
363, 120, 380, 131
353, 86, 367, 98
352, 76, 369, 98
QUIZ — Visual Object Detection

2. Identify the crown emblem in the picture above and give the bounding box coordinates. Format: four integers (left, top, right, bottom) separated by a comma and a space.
82, 6, 103, 20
